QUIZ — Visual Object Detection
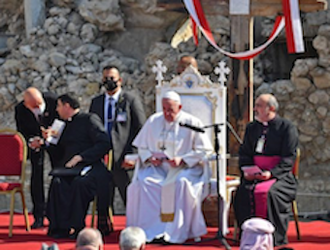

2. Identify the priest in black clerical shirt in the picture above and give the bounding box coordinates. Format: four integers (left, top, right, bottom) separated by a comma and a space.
233, 93, 298, 247
45, 93, 112, 238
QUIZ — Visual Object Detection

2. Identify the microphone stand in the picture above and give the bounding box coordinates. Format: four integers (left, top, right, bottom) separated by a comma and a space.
202, 123, 232, 250
182, 123, 232, 249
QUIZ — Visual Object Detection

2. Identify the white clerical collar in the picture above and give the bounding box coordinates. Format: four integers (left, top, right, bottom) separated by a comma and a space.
254, 116, 268, 126
67, 110, 80, 122
164, 120, 174, 130
106, 88, 122, 102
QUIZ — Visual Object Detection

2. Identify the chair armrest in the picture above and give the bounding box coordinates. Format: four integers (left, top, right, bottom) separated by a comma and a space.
226, 175, 240, 188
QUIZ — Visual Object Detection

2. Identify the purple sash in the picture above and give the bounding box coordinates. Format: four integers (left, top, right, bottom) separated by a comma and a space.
253, 156, 281, 218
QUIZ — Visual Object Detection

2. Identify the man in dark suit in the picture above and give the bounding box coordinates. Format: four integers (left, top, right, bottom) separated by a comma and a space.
89, 66, 146, 219
14, 87, 58, 229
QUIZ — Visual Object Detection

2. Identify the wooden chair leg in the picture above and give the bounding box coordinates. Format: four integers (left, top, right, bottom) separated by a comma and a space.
227, 186, 239, 241
9, 191, 15, 237
91, 196, 114, 230
91, 196, 97, 228
20, 190, 30, 232
292, 200, 301, 240
109, 206, 114, 223
233, 218, 238, 240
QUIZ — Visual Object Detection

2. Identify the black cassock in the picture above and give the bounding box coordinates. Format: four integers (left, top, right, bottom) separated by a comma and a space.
46, 112, 112, 236
233, 115, 298, 246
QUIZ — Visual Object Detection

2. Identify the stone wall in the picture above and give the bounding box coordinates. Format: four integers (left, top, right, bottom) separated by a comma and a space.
0, 0, 330, 216
256, 23, 330, 214
0, 1, 229, 214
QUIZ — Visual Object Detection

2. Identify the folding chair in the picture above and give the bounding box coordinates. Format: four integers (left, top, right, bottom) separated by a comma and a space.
0, 128, 30, 237
90, 150, 114, 229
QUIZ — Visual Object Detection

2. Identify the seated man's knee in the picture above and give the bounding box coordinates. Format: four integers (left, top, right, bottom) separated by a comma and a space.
72, 176, 89, 189
51, 177, 63, 186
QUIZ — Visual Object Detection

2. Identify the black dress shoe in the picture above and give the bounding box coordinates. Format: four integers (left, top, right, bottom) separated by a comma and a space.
100, 228, 110, 237
68, 228, 82, 239
31, 218, 44, 229
98, 215, 112, 236
148, 237, 166, 244
68, 232, 78, 240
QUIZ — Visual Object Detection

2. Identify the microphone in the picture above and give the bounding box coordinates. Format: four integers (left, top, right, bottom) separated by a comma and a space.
179, 122, 205, 133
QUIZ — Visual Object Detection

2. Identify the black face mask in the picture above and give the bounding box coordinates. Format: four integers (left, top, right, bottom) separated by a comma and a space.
103, 77, 118, 91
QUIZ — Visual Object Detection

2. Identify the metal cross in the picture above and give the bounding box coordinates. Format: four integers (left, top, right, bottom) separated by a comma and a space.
214, 61, 231, 87
152, 60, 167, 86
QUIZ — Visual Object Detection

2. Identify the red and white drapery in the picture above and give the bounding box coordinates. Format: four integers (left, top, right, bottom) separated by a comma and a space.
184, 0, 304, 60
282, 0, 305, 53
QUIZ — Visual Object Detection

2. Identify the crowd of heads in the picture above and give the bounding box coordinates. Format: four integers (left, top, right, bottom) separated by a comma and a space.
41, 226, 147, 250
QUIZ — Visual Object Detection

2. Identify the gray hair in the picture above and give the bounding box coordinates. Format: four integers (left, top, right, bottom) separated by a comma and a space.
119, 227, 146, 250
267, 94, 279, 111
76, 228, 103, 250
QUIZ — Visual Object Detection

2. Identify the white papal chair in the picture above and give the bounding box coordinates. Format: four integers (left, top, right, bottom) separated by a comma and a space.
154, 62, 230, 233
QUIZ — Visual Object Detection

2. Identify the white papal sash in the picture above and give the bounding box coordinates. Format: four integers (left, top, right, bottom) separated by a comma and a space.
160, 120, 182, 222
160, 165, 183, 222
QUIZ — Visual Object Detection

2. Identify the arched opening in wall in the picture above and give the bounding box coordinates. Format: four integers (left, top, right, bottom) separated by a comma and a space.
260, 38, 317, 82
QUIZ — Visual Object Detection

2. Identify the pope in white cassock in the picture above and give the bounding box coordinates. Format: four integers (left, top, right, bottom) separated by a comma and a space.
126, 90, 213, 243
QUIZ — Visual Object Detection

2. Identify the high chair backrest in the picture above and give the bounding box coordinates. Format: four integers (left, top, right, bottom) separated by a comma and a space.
0, 128, 27, 180
155, 64, 228, 229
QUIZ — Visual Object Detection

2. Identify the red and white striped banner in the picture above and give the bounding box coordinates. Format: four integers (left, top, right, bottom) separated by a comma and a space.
282, 0, 305, 53
190, 16, 199, 46
183, 0, 304, 60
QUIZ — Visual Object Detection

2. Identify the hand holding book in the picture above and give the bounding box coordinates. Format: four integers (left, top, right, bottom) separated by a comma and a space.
241, 165, 262, 175
242, 166, 272, 181
45, 119, 66, 145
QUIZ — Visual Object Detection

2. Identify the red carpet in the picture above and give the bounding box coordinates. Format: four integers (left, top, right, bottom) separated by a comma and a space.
1, 213, 330, 249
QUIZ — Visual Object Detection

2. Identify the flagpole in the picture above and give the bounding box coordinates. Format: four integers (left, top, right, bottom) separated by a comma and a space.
249, 16, 254, 122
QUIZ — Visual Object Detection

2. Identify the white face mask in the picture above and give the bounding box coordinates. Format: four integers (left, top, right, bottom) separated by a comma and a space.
39, 102, 46, 114
33, 102, 46, 116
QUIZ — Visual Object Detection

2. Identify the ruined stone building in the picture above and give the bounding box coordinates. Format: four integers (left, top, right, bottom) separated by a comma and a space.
0, 0, 330, 216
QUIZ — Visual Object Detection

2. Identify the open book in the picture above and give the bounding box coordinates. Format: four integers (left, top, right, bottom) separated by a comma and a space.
152, 152, 170, 160
241, 165, 262, 175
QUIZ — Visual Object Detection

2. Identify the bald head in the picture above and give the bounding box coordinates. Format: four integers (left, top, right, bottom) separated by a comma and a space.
76, 228, 103, 250
23, 87, 44, 110
254, 94, 278, 122
258, 94, 279, 110
177, 56, 198, 74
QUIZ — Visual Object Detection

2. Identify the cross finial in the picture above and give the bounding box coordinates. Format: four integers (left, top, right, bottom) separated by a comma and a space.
214, 61, 231, 87
152, 60, 167, 86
